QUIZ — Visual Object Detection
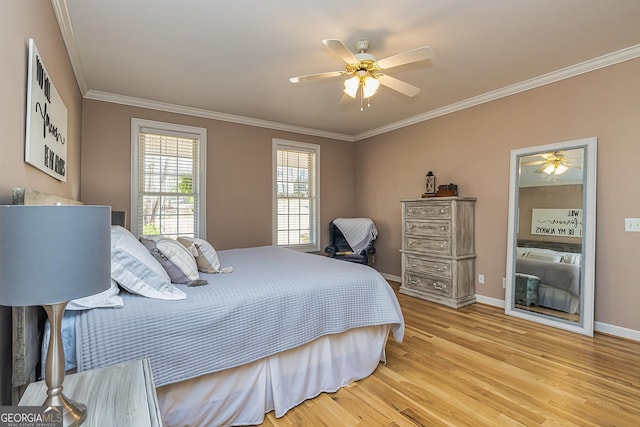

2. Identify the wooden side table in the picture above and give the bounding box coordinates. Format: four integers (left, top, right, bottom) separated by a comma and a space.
19, 358, 162, 426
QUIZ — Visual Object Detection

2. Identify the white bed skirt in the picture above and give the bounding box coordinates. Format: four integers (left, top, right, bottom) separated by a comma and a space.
538, 284, 579, 314
157, 324, 390, 426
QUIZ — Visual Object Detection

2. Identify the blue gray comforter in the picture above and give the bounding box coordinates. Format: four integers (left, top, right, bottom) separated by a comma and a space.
76, 246, 404, 387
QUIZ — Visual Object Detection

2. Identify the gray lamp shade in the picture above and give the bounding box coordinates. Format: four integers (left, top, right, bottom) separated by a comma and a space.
0, 205, 111, 306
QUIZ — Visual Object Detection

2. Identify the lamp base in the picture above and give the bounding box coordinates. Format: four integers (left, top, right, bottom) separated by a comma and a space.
44, 392, 87, 426
43, 302, 87, 426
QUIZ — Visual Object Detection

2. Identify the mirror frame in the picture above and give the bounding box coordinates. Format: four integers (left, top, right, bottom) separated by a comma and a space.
505, 137, 597, 336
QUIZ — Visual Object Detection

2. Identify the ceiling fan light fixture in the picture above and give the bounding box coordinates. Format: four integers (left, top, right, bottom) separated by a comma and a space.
362, 76, 380, 98
543, 163, 568, 175
343, 76, 359, 98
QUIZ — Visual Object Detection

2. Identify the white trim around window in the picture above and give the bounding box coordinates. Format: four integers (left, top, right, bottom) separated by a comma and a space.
272, 138, 320, 252
131, 118, 207, 238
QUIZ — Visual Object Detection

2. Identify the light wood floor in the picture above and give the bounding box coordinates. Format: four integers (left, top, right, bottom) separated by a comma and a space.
260, 281, 640, 426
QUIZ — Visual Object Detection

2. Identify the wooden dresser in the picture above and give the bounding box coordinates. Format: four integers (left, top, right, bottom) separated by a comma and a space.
400, 197, 476, 308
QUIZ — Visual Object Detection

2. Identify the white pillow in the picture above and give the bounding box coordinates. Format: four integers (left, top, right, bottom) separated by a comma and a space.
562, 252, 582, 265
141, 235, 199, 281
177, 236, 221, 273
67, 279, 123, 310
110, 226, 186, 300
524, 248, 563, 263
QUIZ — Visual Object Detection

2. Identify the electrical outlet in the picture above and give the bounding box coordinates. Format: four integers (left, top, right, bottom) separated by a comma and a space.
478, 274, 485, 284
625, 218, 640, 232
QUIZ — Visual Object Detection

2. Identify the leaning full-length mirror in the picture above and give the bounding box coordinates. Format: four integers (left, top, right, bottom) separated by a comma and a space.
505, 137, 597, 336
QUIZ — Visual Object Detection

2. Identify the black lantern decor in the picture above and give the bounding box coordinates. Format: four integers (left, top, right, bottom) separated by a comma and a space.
423, 171, 436, 197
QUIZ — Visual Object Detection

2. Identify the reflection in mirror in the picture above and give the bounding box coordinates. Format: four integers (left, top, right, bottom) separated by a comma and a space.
505, 137, 597, 336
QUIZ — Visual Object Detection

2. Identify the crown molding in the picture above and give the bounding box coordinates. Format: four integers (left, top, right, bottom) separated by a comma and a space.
51, 0, 88, 95
53, 1, 640, 142
354, 44, 640, 141
85, 90, 354, 142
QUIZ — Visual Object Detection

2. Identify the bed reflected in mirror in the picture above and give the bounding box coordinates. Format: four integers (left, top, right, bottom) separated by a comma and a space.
505, 137, 597, 336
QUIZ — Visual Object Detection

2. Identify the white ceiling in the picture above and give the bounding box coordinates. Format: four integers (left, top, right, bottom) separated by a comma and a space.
54, 0, 640, 140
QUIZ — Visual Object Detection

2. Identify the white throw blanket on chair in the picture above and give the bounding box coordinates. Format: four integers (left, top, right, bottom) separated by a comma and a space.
333, 218, 378, 254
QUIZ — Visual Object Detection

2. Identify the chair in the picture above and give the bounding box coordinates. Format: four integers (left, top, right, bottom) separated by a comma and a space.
324, 218, 377, 265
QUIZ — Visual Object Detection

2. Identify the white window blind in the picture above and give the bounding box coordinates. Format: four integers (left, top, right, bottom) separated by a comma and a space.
273, 139, 320, 251
131, 119, 206, 238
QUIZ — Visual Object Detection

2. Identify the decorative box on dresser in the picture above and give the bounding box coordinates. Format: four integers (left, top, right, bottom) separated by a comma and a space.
400, 197, 477, 308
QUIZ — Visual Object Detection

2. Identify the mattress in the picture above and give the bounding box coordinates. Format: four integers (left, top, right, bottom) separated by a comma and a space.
74, 246, 404, 387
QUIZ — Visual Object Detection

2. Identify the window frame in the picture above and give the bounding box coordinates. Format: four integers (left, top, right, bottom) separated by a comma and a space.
130, 118, 207, 238
272, 138, 321, 252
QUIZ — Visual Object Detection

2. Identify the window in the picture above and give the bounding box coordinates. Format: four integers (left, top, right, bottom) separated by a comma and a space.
131, 119, 206, 238
273, 139, 320, 252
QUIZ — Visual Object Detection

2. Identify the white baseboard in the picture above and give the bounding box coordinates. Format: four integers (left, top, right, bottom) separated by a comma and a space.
381, 273, 401, 283
475, 295, 505, 308
381, 273, 640, 342
595, 321, 640, 342
474, 294, 640, 342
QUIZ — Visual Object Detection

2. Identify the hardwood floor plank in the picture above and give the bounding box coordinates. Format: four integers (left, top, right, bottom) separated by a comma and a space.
258, 282, 640, 426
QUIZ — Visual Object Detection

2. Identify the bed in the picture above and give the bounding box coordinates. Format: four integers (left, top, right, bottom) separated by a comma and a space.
10, 188, 404, 426
515, 244, 582, 313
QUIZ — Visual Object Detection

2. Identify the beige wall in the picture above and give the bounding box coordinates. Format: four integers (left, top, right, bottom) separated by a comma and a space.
0, 0, 83, 203
355, 58, 640, 331
80, 100, 356, 251
0, 0, 83, 405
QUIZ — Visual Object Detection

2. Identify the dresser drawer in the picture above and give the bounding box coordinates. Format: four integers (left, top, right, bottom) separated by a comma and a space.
406, 220, 451, 237
405, 255, 452, 278
405, 202, 451, 220
404, 272, 452, 297
405, 236, 451, 255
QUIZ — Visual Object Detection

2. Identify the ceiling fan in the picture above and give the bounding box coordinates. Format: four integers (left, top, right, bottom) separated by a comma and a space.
522, 151, 583, 175
289, 39, 433, 107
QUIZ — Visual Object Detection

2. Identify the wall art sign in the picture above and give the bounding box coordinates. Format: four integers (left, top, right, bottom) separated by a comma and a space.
25, 38, 67, 181
531, 208, 582, 238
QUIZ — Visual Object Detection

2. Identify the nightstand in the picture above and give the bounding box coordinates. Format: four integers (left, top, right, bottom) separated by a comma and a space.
19, 358, 162, 426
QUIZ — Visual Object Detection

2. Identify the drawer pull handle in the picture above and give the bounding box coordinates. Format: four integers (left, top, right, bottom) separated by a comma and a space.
408, 241, 414, 246
440, 209, 446, 213
409, 278, 421, 286
440, 226, 447, 231
432, 282, 447, 291
435, 267, 447, 272
440, 244, 446, 249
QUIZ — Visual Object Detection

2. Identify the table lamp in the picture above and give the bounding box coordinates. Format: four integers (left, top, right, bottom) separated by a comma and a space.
0, 205, 111, 426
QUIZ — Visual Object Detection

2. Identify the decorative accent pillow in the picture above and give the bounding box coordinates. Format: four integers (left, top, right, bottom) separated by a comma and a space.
524, 248, 563, 263
177, 236, 222, 273
140, 236, 201, 284
110, 226, 186, 300
66, 279, 123, 310
140, 238, 190, 284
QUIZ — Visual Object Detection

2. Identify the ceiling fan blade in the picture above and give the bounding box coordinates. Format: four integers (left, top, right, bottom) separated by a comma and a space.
377, 74, 421, 97
289, 71, 345, 83
564, 163, 582, 169
521, 160, 546, 166
322, 39, 358, 64
377, 46, 433, 70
